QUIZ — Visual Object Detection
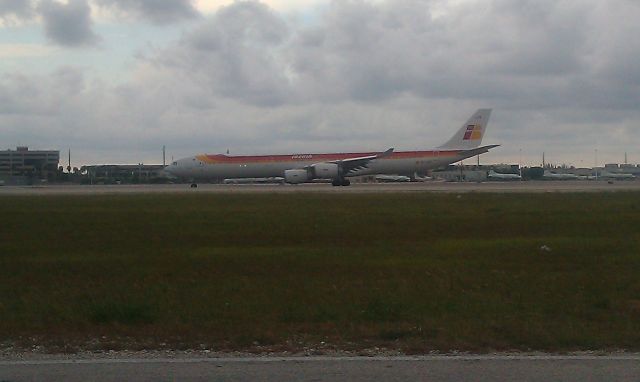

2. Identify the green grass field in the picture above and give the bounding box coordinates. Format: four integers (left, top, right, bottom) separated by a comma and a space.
2, 192, 640, 353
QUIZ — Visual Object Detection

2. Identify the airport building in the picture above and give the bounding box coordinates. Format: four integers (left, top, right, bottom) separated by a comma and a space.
0, 146, 60, 183
432, 164, 521, 182
80, 164, 166, 184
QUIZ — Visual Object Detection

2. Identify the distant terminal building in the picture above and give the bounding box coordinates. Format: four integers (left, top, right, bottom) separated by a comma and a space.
80, 164, 166, 184
0, 146, 60, 182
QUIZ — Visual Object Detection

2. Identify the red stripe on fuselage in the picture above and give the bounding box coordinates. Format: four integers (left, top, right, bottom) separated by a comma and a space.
197, 150, 461, 164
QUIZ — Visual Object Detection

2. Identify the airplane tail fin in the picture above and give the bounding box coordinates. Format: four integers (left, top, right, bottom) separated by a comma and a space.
438, 109, 492, 150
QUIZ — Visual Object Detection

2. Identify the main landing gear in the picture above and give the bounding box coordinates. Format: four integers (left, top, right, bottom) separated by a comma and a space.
331, 178, 351, 187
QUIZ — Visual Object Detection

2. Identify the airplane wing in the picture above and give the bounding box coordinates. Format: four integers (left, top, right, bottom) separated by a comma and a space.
335, 148, 394, 175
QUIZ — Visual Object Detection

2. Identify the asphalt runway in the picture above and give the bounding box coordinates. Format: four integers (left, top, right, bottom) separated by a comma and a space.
2, 355, 639, 382
1, 180, 640, 195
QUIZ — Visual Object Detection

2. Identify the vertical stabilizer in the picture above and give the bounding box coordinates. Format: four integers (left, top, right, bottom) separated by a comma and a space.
438, 109, 492, 150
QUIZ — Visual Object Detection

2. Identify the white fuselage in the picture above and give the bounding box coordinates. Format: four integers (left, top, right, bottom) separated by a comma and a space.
598, 172, 635, 180
488, 171, 521, 180
543, 171, 580, 180
166, 149, 473, 181
163, 109, 496, 184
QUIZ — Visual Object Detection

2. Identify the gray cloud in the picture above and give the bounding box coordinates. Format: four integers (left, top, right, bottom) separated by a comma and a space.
38, 0, 99, 46
155, 1, 291, 106
2, 0, 199, 47
95, 0, 199, 23
2, 0, 640, 166
0, 0, 34, 19
151, 0, 627, 109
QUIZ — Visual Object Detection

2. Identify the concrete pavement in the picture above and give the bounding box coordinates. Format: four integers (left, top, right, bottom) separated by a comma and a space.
2, 355, 640, 382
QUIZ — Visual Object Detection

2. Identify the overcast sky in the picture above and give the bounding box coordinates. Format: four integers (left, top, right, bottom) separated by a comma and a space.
1, 0, 639, 167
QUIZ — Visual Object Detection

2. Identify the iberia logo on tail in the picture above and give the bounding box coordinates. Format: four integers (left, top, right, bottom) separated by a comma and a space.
463, 125, 483, 140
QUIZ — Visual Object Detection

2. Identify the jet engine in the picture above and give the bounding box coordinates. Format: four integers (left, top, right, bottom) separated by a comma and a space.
284, 169, 310, 184
311, 163, 340, 179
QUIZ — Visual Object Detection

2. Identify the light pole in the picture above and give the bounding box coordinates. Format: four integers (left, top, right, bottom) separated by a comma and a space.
595, 149, 598, 180
519, 148, 522, 178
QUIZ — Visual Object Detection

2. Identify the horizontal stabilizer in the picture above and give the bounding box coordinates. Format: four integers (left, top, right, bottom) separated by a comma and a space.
459, 144, 500, 157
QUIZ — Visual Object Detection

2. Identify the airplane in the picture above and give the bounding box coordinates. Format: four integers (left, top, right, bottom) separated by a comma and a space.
597, 171, 635, 180
375, 174, 411, 182
375, 172, 433, 182
164, 109, 497, 187
487, 169, 521, 180
542, 170, 580, 180
223, 177, 285, 184
411, 172, 432, 182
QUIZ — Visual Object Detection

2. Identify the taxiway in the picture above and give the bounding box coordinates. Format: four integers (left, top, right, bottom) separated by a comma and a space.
2, 355, 639, 382
1, 181, 640, 195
